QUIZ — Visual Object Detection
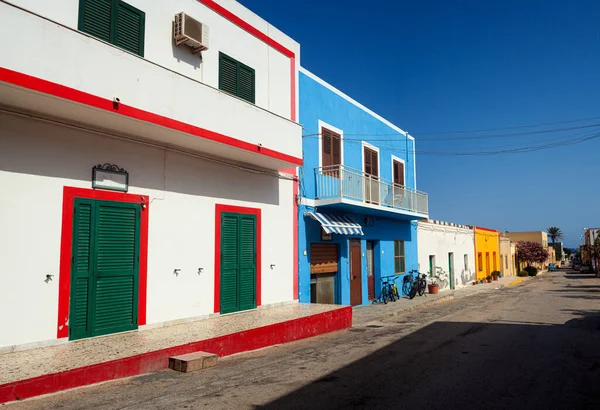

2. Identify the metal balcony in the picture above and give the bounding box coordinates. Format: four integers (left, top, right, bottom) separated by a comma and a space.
314, 165, 428, 219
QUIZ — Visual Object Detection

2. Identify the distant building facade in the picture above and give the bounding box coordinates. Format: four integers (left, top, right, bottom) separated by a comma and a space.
417, 220, 475, 290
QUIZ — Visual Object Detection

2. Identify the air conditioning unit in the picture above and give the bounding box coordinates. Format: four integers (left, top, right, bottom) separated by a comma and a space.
174, 12, 209, 53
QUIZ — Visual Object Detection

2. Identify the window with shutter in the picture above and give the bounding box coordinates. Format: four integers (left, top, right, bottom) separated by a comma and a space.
364, 148, 379, 177
321, 127, 341, 177
78, 0, 145, 57
394, 240, 405, 274
219, 53, 256, 104
393, 160, 405, 186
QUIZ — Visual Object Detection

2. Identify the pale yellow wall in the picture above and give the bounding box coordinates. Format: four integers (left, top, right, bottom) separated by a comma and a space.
505, 231, 548, 247
500, 237, 515, 276
508, 231, 556, 270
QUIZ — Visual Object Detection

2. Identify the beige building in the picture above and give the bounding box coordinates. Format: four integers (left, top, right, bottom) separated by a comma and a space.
500, 235, 516, 276
505, 231, 555, 270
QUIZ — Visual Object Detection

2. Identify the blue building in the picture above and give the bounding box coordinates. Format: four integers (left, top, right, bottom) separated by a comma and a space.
298, 68, 429, 306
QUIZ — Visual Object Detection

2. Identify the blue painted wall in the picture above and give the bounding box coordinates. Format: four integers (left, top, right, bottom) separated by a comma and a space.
298, 70, 419, 305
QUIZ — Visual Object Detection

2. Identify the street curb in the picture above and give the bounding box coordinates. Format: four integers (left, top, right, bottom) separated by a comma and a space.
0, 307, 352, 404
507, 278, 523, 287
356, 294, 456, 325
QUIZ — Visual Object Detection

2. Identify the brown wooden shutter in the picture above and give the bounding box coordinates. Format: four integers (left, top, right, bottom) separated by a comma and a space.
322, 129, 332, 167
393, 160, 405, 186
364, 148, 378, 177
372, 151, 378, 177
310, 243, 339, 274
332, 134, 341, 166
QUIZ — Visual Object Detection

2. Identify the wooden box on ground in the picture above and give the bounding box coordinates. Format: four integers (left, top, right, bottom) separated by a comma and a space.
169, 351, 218, 373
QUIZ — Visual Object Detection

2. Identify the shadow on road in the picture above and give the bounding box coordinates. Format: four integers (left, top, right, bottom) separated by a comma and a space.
256, 309, 600, 409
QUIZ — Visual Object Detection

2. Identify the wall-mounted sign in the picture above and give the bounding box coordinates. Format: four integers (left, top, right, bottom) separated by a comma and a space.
92, 164, 129, 192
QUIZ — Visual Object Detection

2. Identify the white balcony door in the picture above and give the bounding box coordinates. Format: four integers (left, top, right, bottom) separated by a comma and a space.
364, 147, 379, 204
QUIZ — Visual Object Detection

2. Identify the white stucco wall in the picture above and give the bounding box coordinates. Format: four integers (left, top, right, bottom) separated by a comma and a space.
0, 112, 295, 350
417, 222, 476, 290
4, 0, 299, 120
0, 1, 301, 164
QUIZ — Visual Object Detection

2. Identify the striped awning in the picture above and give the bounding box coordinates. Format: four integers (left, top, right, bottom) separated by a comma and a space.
305, 212, 364, 236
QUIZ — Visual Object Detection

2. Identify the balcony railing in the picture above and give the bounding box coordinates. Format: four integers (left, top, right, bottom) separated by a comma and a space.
315, 165, 429, 217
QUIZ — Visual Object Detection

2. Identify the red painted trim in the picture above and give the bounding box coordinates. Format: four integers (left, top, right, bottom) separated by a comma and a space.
197, 0, 297, 121
197, 0, 294, 58
214, 204, 262, 313
0, 67, 302, 166
57, 187, 149, 339
0, 306, 351, 404
281, 167, 299, 300
290, 58, 297, 121
475, 226, 499, 233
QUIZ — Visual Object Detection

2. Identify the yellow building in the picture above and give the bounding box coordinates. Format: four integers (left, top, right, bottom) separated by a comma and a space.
474, 227, 501, 281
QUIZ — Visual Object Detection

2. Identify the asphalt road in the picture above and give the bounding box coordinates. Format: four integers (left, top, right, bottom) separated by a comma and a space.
7, 270, 600, 410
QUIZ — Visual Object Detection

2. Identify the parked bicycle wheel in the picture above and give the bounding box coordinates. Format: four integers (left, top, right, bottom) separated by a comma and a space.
409, 283, 418, 299
393, 283, 400, 299
418, 278, 426, 296
387, 285, 396, 302
381, 286, 389, 304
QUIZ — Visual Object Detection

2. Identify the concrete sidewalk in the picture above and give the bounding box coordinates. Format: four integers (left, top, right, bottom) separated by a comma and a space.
0, 304, 351, 404
353, 275, 523, 326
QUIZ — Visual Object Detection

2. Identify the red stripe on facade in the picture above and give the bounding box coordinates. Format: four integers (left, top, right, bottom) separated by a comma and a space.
281, 167, 299, 299
0, 306, 351, 404
197, 0, 294, 58
0, 67, 302, 166
214, 204, 262, 314
290, 58, 297, 121
196, 0, 297, 121
57, 187, 149, 339
475, 226, 499, 233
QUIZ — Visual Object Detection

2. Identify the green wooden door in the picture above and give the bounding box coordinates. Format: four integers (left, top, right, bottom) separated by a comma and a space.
220, 213, 256, 314
448, 253, 455, 290
69, 199, 140, 340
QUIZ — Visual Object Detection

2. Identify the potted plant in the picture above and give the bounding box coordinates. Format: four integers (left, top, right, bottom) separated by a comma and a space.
486, 275, 492, 283
491, 270, 500, 281
428, 273, 440, 294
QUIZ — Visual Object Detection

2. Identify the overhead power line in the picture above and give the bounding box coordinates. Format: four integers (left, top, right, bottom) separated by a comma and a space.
413, 114, 600, 135
328, 130, 600, 156
302, 122, 600, 142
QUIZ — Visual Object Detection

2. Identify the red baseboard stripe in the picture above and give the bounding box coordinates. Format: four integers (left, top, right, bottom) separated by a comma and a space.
0, 307, 352, 404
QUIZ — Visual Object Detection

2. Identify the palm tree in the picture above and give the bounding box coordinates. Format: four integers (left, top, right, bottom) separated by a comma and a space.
547, 227, 563, 244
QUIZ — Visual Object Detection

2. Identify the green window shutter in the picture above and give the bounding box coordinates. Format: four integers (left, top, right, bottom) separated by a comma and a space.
220, 214, 239, 314
219, 53, 238, 97
70, 199, 95, 340
219, 53, 256, 103
115, 1, 145, 56
92, 202, 139, 335
78, 0, 113, 43
238, 64, 255, 104
238, 215, 256, 310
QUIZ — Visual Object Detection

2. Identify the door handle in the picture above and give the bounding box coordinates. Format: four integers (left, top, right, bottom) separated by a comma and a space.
353, 275, 357, 279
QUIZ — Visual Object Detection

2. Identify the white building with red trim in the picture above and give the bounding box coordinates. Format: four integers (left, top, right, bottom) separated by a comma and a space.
0, 0, 301, 351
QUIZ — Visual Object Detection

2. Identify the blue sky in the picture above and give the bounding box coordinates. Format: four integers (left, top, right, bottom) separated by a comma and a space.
239, 0, 600, 247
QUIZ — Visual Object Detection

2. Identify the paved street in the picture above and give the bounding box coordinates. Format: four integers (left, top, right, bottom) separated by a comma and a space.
7, 270, 600, 410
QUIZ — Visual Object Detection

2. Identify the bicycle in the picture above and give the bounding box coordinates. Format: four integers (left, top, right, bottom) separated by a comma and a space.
379, 276, 399, 304
403, 270, 427, 299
